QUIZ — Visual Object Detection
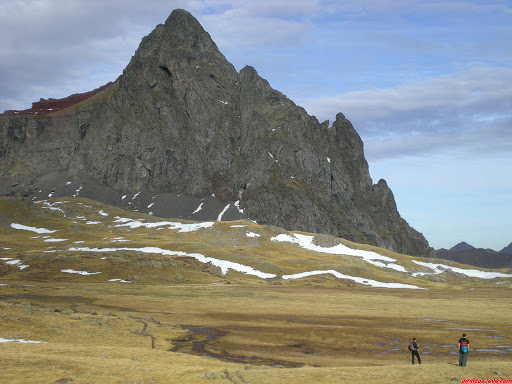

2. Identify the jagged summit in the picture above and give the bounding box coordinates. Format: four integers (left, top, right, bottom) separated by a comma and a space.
0, 9, 434, 257
165, 8, 202, 26
128, 8, 228, 68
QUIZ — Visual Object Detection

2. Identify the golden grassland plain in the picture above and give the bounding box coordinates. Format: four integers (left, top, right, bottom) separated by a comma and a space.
1, 197, 512, 383
1, 282, 511, 383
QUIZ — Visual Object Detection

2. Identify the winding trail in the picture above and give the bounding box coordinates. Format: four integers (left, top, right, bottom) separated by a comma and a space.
171, 325, 305, 368
133, 320, 156, 349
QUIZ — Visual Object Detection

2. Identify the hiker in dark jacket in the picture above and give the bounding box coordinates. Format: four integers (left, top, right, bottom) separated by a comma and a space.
409, 337, 421, 364
458, 333, 470, 367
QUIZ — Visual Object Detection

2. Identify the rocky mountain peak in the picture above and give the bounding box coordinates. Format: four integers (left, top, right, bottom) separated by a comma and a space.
0, 9, 434, 258
135, 9, 220, 59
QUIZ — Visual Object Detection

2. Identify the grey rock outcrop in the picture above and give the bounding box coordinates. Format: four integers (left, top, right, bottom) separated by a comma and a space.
0, 9, 434, 257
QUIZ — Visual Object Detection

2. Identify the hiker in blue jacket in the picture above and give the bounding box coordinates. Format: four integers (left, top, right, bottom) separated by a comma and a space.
409, 337, 421, 364
458, 333, 470, 367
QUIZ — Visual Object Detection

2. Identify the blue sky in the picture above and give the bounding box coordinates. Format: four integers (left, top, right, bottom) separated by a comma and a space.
1, 0, 511, 251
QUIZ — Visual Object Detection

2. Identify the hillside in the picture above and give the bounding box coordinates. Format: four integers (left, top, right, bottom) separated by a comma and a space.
1, 196, 512, 383
2, 197, 511, 290
0, 9, 433, 258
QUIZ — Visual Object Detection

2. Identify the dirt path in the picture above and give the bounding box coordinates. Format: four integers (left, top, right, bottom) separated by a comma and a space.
172, 325, 305, 368
133, 320, 156, 349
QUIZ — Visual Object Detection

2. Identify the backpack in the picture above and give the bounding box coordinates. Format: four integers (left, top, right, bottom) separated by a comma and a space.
460, 340, 469, 353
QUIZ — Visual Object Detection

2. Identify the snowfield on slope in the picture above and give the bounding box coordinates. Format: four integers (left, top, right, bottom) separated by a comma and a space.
10, 223, 57, 234
112, 217, 214, 233
68, 246, 277, 279
271, 233, 407, 272
6, 202, 512, 289
412, 260, 512, 279
66, 246, 424, 289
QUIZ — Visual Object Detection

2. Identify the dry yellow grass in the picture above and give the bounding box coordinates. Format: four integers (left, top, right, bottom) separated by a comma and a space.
1, 197, 512, 383
1, 281, 511, 383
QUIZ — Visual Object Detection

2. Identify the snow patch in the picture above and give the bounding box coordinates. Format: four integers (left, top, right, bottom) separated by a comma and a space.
217, 204, 230, 221
246, 232, 260, 238
61, 269, 101, 276
68, 246, 277, 279
11, 223, 57, 234
99, 210, 108, 216
234, 200, 244, 214
282, 270, 424, 289
192, 202, 203, 214
43, 238, 68, 243
40, 201, 65, 213
111, 237, 129, 243
73, 186, 82, 197
0, 337, 45, 344
271, 233, 404, 271
412, 260, 512, 279
113, 218, 214, 233
5, 259, 29, 270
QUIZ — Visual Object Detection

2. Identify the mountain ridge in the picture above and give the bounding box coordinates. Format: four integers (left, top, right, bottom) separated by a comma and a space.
2, 196, 511, 288
450, 241, 475, 252
0, 9, 433, 258
436, 241, 512, 269
500, 242, 512, 254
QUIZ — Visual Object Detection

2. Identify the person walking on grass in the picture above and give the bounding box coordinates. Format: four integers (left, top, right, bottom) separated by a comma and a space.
458, 333, 470, 367
408, 337, 421, 364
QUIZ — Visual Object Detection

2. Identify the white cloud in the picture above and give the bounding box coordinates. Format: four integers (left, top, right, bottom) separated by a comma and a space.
0, 0, 200, 110
301, 67, 512, 160
304, 67, 512, 123
202, 7, 314, 51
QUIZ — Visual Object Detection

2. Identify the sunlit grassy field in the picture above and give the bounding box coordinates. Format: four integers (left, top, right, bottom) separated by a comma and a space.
1, 197, 511, 383
1, 282, 511, 383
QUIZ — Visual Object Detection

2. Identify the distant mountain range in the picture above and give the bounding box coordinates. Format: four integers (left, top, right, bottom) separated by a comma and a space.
435, 241, 512, 269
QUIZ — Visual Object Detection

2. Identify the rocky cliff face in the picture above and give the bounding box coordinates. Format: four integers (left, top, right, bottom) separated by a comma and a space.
0, 9, 434, 257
